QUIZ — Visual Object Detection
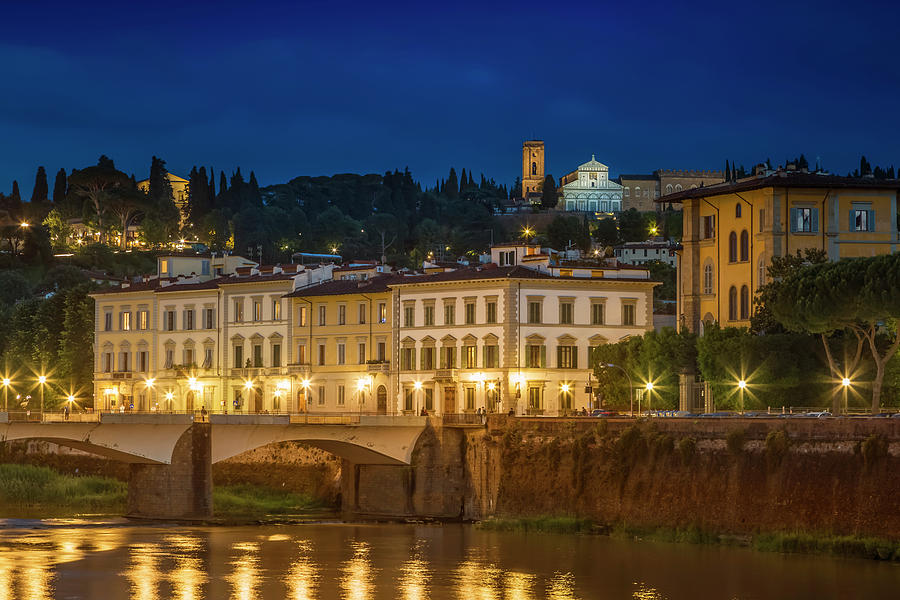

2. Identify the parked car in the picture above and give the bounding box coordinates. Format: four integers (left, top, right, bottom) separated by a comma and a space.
590, 409, 618, 418
805, 411, 832, 418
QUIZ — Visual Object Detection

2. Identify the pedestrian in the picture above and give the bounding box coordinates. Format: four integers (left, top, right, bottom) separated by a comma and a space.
64, 404, 69, 421
420, 406, 427, 416
200, 405, 208, 422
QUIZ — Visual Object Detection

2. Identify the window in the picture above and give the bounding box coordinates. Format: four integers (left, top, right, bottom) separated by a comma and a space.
484, 345, 499, 368
138, 310, 149, 330
559, 387, 573, 410
160, 259, 169, 276
702, 215, 716, 239
498, 250, 515, 266
337, 342, 345, 365
400, 347, 415, 370
444, 303, 455, 325
740, 285, 750, 320
337, 385, 345, 406
318, 305, 326, 325
138, 351, 149, 372
358, 342, 366, 364
378, 303, 387, 324
728, 231, 738, 262
317, 343, 326, 366
203, 347, 213, 369
272, 343, 282, 367
622, 303, 636, 326
728, 286, 738, 320
703, 262, 714, 295
358, 303, 367, 324
465, 302, 475, 325
758, 256, 766, 286
297, 343, 307, 364
338, 305, 346, 325
252, 344, 263, 368
735, 203, 742, 218
253, 300, 262, 321
120, 311, 131, 331
790, 207, 817, 233
557, 346, 577, 369
422, 347, 435, 370
318, 385, 325, 406
183, 348, 194, 367
624, 187, 630, 197
464, 345, 477, 369
591, 303, 605, 325
441, 346, 456, 369
635, 186, 641, 197
759, 209, 766, 232
425, 388, 434, 411
403, 388, 414, 412
273, 300, 282, 321
203, 308, 214, 330
184, 309, 194, 331
852, 208, 874, 232
298, 306, 308, 327
424, 305, 435, 326
559, 301, 573, 325
528, 386, 542, 410
404, 305, 415, 327
232, 345, 243, 369
201, 260, 210, 276
119, 351, 130, 372
165, 310, 176, 331
665, 184, 674, 194
233, 300, 244, 322
102, 352, 113, 372
486, 301, 497, 324
377, 341, 386, 361
740, 230, 749, 262
165, 349, 174, 369
675, 184, 683, 192
528, 301, 542, 324
525, 344, 545, 368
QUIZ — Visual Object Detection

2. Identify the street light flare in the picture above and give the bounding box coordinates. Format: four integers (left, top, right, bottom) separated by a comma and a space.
842, 377, 851, 387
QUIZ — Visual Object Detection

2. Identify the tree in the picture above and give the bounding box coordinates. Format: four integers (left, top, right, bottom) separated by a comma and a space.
540, 174, 558, 209
445, 168, 459, 201
68, 158, 130, 242
593, 217, 619, 247
146, 156, 180, 241
546, 215, 590, 252
43, 208, 72, 251
52, 168, 67, 206
10, 181, 20, 203
105, 187, 147, 250
752, 248, 828, 334
768, 253, 900, 412
617, 208, 647, 242
31, 167, 48, 204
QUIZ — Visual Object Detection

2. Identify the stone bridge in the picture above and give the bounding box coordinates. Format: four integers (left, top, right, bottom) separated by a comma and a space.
0, 412, 458, 520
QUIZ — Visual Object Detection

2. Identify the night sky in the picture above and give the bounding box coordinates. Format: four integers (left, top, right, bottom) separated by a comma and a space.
2, 0, 899, 199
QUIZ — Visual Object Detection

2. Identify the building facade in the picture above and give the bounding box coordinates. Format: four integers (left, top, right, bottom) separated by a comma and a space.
614, 240, 680, 267
668, 172, 900, 333
558, 156, 623, 213
522, 140, 545, 203
619, 170, 725, 212
137, 173, 190, 227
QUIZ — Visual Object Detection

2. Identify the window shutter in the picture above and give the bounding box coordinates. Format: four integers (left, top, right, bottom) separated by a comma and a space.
789, 208, 798, 233
849, 209, 855, 231
811, 208, 819, 233
540, 346, 546, 368
557, 346, 562, 368
868, 210, 875, 231
572, 348, 578, 369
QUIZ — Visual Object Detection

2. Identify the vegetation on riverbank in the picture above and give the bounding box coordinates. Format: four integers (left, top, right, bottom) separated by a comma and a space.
0, 464, 322, 518
477, 516, 900, 562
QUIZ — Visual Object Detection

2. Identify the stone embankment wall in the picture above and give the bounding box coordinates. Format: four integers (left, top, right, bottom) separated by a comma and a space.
463, 416, 900, 538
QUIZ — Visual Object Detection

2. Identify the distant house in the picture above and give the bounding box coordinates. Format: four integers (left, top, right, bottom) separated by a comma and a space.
614, 239, 680, 267
137, 172, 190, 227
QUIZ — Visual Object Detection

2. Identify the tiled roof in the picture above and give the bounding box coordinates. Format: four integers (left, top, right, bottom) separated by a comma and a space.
657, 172, 900, 203
389, 265, 653, 285
284, 274, 406, 298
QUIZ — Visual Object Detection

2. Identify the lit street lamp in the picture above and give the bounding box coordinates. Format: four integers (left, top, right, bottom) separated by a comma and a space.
842, 377, 851, 415
737, 379, 747, 414
37, 375, 47, 421
1, 377, 10, 412
645, 381, 654, 414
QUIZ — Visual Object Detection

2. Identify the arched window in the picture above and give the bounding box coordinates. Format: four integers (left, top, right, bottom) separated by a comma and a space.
665, 184, 674, 194
728, 231, 738, 262
728, 286, 738, 321
735, 203, 742, 218
740, 230, 749, 261
740, 285, 750, 320
635, 186, 641, 197
758, 256, 766, 286
702, 261, 714, 295
531, 162, 537, 176
675, 184, 683, 192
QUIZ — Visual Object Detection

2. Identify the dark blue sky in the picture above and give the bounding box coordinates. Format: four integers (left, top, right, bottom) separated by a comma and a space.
2, 0, 899, 199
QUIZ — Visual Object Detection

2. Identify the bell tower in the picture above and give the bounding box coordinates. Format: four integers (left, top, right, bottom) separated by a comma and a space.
522, 140, 545, 200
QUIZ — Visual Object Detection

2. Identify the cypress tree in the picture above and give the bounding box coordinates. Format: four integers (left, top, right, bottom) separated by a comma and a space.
249, 170, 261, 205
31, 167, 49, 204
11, 180, 20, 202
459, 168, 467, 197
219, 171, 227, 198
725, 160, 730, 182
208, 169, 216, 204
446, 168, 459, 201
540, 173, 558, 209
52, 168, 67, 205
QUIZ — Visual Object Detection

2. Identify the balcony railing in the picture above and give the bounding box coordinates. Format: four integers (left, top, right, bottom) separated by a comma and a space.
366, 361, 390, 373
287, 363, 311, 376
434, 368, 458, 380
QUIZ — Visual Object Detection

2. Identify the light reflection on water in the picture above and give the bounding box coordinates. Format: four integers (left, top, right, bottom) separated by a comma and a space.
0, 522, 895, 599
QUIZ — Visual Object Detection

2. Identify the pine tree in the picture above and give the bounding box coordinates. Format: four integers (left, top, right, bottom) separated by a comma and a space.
445, 168, 459, 201
52, 168, 67, 205
31, 167, 48, 204
860, 155, 872, 176
97, 155, 115, 170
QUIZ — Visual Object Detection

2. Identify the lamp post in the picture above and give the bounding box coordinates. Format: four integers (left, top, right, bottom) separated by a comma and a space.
145, 378, 155, 412
2, 377, 10, 412
413, 380, 423, 415
737, 379, 747, 414
603, 363, 635, 416
842, 377, 851, 415
37, 375, 47, 422
165, 391, 174, 412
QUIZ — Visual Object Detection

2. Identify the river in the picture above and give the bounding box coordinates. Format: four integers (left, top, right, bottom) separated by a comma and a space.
0, 520, 897, 599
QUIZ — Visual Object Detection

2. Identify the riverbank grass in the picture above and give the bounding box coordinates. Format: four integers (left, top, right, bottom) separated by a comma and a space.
213, 484, 322, 517
477, 516, 596, 534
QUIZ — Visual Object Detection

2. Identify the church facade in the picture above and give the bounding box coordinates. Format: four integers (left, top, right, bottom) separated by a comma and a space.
558, 155, 623, 213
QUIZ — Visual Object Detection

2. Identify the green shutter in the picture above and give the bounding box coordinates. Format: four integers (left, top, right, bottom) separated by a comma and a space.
811, 208, 819, 233
556, 346, 562, 368
572, 347, 578, 369
849, 209, 855, 231
540, 345, 546, 368
789, 208, 798, 233
868, 209, 876, 231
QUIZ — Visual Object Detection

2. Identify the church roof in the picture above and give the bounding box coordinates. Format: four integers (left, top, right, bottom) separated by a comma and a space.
578, 155, 609, 171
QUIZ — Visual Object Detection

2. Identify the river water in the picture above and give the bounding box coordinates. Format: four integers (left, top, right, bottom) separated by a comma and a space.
0, 520, 897, 599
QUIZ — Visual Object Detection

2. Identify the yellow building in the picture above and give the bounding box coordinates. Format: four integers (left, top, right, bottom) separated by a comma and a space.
286, 276, 398, 414
667, 171, 900, 333
137, 172, 190, 227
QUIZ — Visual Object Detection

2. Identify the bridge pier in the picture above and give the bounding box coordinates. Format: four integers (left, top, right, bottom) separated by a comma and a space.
127, 423, 212, 520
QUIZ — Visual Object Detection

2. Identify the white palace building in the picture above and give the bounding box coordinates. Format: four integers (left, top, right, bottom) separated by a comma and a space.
558, 155, 624, 213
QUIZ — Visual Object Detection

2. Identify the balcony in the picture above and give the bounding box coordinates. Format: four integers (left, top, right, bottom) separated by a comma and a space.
366, 361, 390, 373
287, 363, 311, 376
229, 367, 264, 378
434, 368, 458, 381
111, 371, 133, 380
